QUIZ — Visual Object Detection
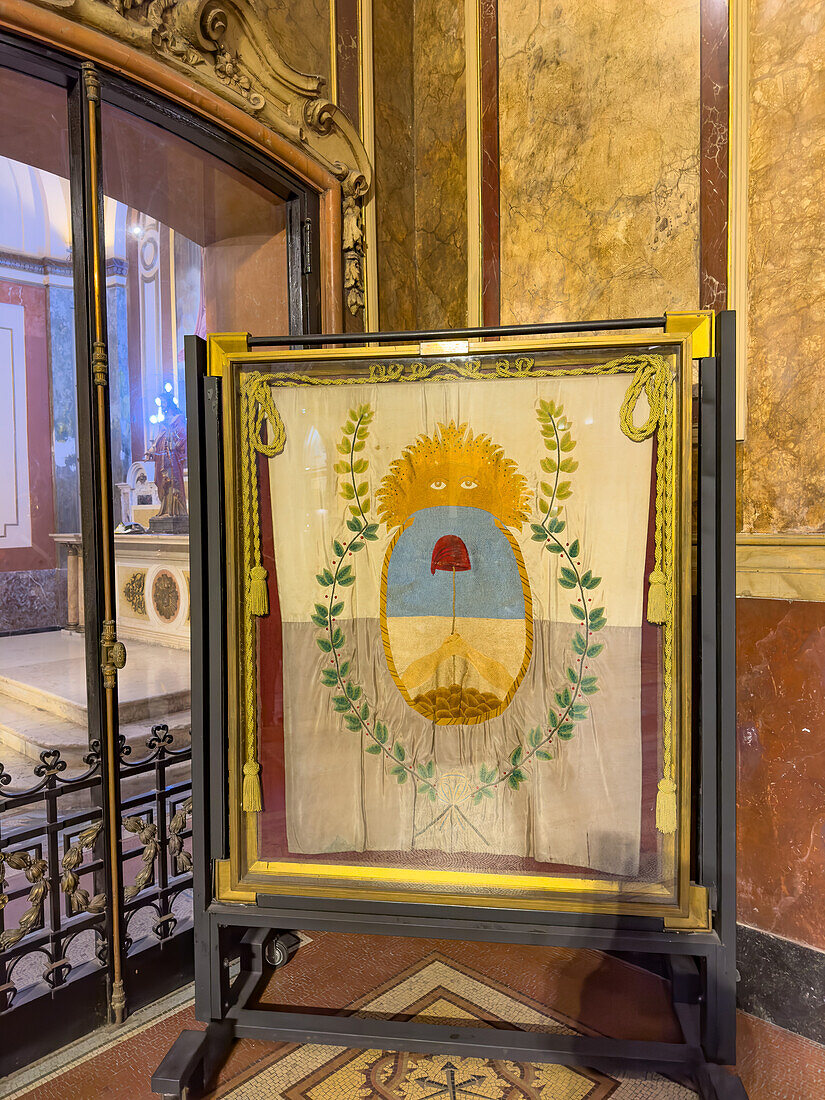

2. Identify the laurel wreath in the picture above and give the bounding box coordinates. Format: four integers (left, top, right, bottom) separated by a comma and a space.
313, 400, 606, 809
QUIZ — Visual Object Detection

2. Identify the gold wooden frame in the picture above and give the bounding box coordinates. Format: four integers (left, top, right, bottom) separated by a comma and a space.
211, 330, 697, 921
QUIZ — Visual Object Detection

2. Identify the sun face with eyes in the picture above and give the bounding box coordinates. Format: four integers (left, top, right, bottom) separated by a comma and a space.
377, 421, 530, 529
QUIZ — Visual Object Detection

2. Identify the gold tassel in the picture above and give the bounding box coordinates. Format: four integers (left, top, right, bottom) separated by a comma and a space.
647, 569, 667, 624
242, 761, 262, 812
249, 565, 269, 616
656, 777, 677, 835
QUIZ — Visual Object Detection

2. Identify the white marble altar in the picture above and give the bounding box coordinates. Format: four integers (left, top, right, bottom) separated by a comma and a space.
53, 532, 190, 649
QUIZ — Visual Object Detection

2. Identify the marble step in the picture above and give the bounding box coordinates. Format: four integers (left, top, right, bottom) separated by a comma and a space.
0, 631, 191, 725
0, 740, 41, 790
0, 694, 191, 770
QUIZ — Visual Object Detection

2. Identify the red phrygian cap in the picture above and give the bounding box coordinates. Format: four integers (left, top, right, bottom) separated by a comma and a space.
431, 535, 471, 574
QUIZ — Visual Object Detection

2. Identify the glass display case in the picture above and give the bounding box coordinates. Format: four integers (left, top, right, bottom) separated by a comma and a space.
216, 331, 694, 919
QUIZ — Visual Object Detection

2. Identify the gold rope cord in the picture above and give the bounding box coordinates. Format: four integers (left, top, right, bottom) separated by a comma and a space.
239, 376, 287, 811
237, 354, 679, 832
657, 381, 678, 834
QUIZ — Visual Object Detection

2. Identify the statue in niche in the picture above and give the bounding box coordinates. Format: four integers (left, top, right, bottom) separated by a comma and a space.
146, 392, 188, 534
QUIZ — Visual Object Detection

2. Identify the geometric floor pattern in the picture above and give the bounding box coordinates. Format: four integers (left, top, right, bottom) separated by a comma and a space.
6, 934, 703, 1099
214, 955, 696, 1099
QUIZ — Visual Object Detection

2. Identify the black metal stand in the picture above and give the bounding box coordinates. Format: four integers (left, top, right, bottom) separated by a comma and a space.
152, 316, 747, 1099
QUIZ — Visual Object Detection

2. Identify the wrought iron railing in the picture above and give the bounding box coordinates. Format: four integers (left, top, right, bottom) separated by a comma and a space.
0, 724, 192, 1043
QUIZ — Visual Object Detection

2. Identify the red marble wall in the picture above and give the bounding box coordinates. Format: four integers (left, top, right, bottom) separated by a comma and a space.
0, 278, 55, 573
737, 597, 825, 950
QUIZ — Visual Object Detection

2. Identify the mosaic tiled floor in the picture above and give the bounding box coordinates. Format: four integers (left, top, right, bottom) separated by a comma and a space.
211, 953, 696, 1099
5, 932, 706, 1100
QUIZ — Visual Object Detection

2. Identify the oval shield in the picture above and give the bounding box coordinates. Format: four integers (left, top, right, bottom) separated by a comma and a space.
378, 423, 533, 725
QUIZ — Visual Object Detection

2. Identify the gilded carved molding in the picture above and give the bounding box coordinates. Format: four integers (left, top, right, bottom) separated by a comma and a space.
32, 0, 372, 314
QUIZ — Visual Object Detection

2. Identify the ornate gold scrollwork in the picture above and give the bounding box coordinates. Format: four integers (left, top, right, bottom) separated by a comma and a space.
30, 0, 373, 314
61, 823, 107, 914
91, 339, 108, 387
0, 849, 49, 950
82, 61, 101, 102
100, 619, 127, 690
122, 815, 159, 899
343, 193, 365, 315
168, 797, 193, 873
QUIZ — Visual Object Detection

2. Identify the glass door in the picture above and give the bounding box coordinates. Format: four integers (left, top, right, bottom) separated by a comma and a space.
0, 36, 319, 1075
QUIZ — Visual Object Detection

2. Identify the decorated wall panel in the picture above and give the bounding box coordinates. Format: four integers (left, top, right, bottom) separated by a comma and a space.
412, 0, 468, 329
740, 0, 825, 533
497, 0, 701, 325
373, 0, 417, 331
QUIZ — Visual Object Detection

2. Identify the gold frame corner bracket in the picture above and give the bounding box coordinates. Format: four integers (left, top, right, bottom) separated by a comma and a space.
664, 311, 714, 360
663, 883, 712, 931
208, 333, 250, 377
215, 858, 257, 904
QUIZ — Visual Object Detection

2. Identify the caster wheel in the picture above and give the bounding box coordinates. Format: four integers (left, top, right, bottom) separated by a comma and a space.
264, 931, 300, 969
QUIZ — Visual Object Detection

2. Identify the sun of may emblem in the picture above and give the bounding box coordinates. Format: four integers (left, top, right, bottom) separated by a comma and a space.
377, 422, 533, 725
312, 395, 606, 812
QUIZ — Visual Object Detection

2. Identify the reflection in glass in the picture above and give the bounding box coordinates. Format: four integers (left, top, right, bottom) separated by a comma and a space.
99, 102, 291, 751
0, 69, 83, 784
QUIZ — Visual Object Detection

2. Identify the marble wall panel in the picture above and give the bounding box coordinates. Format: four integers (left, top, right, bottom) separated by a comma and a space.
497, 0, 701, 324
741, 0, 825, 533
699, 0, 729, 312
413, 0, 468, 329
335, 0, 361, 125
480, 0, 501, 326
737, 597, 825, 951
374, 0, 417, 331
259, 0, 332, 86
0, 569, 60, 633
